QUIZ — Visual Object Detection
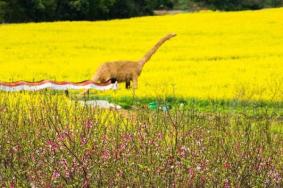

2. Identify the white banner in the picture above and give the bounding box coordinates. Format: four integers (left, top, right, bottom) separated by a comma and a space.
0, 80, 118, 92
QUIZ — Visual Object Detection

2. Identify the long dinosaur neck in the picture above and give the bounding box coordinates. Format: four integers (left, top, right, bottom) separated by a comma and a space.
138, 34, 176, 69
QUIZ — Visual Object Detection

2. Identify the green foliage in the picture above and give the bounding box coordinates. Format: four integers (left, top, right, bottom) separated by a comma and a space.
0, 0, 7, 22
183, 0, 283, 10
192, 0, 265, 10
2, 0, 283, 22
153, 0, 174, 9
0, 0, 163, 22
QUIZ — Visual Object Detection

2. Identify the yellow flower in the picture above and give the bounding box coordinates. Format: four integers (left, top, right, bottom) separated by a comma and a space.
0, 8, 282, 101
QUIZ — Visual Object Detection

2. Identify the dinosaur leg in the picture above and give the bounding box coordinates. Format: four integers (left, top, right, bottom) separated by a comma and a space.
110, 78, 117, 83
126, 80, 131, 89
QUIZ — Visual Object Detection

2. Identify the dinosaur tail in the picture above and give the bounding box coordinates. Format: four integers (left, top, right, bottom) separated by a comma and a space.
139, 33, 176, 66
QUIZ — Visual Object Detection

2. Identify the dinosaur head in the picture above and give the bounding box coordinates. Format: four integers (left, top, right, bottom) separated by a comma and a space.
168, 33, 177, 38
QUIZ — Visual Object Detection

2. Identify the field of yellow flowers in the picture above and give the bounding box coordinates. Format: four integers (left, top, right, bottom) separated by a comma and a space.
1, 8, 283, 101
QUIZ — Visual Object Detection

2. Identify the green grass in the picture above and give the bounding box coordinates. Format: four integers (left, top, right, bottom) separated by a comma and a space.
76, 92, 283, 115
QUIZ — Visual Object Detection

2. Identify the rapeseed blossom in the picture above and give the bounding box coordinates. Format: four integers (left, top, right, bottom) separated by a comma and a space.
0, 8, 282, 101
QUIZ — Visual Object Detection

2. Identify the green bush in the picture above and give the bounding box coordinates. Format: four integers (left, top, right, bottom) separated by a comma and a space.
0, 0, 163, 23
187, 0, 283, 11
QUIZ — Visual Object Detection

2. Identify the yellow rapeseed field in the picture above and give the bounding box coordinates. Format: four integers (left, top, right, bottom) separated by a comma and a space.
1, 8, 283, 101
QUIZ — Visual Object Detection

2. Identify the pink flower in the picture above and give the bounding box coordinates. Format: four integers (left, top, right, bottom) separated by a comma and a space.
224, 179, 231, 188
65, 171, 70, 178
46, 140, 58, 152
57, 131, 68, 142
188, 168, 195, 178
268, 169, 282, 184
72, 158, 80, 170
157, 132, 163, 140
118, 143, 126, 152
178, 146, 188, 158
59, 159, 68, 171
122, 133, 133, 143
101, 149, 111, 161
52, 171, 60, 180
85, 119, 93, 129
83, 179, 90, 188
10, 181, 15, 188
224, 162, 231, 169
80, 136, 87, 145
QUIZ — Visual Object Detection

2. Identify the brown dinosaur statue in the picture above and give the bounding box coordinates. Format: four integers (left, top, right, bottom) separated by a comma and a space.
87, 33, 176, 92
